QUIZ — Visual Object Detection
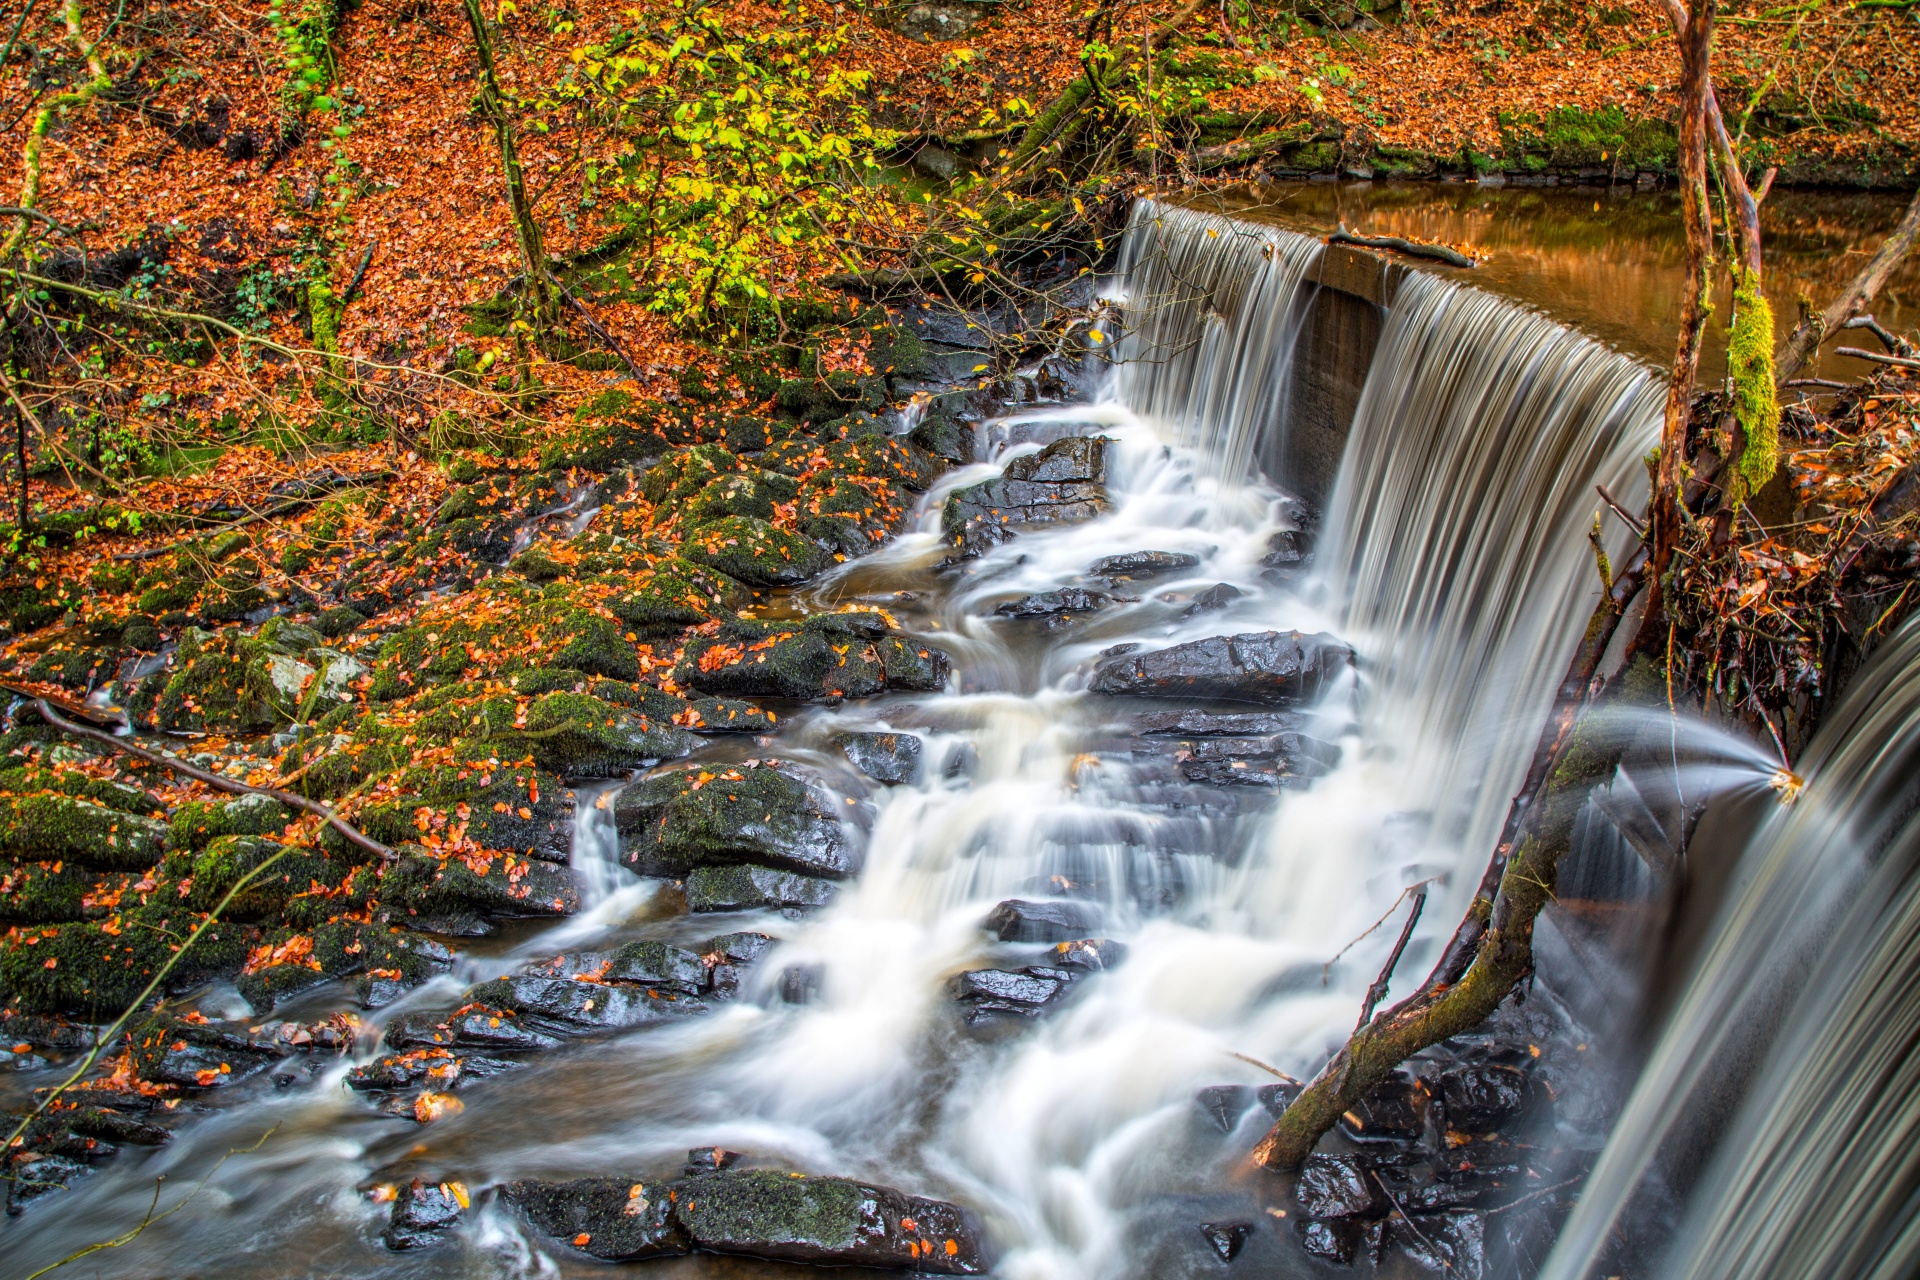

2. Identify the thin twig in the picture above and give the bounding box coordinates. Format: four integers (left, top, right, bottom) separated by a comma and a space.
1595, 483, 1649, 538
1229, 1051, 1302, 1085
1357, 886, 1426, 1032
1322, 878, 1437, 983
1371, 1168, 1451, 1272
31, 699, 395, 861
1836, 345, 1920, 370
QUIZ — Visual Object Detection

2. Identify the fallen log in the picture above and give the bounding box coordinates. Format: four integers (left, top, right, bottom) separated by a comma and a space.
1775, 183, 1920, 384
1328, 224, 1475, 269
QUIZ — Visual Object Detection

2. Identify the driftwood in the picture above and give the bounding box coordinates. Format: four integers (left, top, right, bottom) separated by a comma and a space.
29, 697, 396, 862
1328, 224, 1475, 269
1836, 346, 1920, 371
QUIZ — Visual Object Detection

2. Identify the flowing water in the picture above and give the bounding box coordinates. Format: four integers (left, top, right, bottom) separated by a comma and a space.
2, 202, 1719, 1278
1545, 616, 1920, 1280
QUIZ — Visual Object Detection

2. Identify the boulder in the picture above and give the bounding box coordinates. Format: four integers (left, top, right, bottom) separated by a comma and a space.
1434, 1062, 1530, 1132
616, 761, 858, 880
463, 974, 707, 1035
993, 588, 1117, 619
1194, 1084, 1257, 1133
501, 1177, 691, 1262
681, 515, 830, 587
1087, 550, 1200, 580
129, 1017, 282, 1088
383, 849, 581, 934
6, 1152, 89, 1215
984, 898, 1103, 942
835, 731, 923, 784
1168, 732, 1342, 788
1200, 1220, 1254, 1262
686, 697, 778, 734
1088, 631, 1351, 704
941, 436, 1108, 557
673, 1168, 992, 1273
676, 614, 947, 702
383, 1178, 468, 1250
0, 795, 170, 870
1183, 583, 1244, 616
1294, 1154, 1387, 1219
892, 1, 981, 39
686, 865, 837, 912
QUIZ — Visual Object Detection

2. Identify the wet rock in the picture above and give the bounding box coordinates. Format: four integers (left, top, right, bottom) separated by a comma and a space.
701, 931, 778, 965
779, 964, 823, 1004
1435, 1062, 1529, 1132
1259, 1081, 1302, 1117
1338, 1070, 1425, 1143
892, 1, 980, 39
942, 436, 1109, 557
673, 1168, 992, 1274
1183, 583, 1244, 616
6, 1152, 89, 1214
1130, 708, 1311, 736
1044, 937, 1126, 971
1263, 528, 1312, 568
686, 865, 838, 912
677, 614, 947, 701
385, 1007, 565, 1054
0, 794, 170, 870
383, 1178, 468, 1250
1392, 1210, 1486, 1275
951, 967, 1063, 1006
383, 848, 581, 931
1171, 733, 1343, 789
836, 731, 923, 784
129, 1017, 282, 1088
686, 697, 778, 734
908, 412, 975, 465
616, 760, 858, 881
347, 1046, 525, 1092
682, 1146, 745, 1177
1088, 550, 1200, 580
464, 974, 708, 1034
1088, 631, 1352, 705
993, 588, 1117, 619
1294, 1154, 1387, 1219
1194, 1084, 1257, 1133
1296, 1216, 1366, 1264
682, 515, 831, 587
985, 898, 1103, 942
501, 1176, 692, 1262
1200, 1220, 1254, 1262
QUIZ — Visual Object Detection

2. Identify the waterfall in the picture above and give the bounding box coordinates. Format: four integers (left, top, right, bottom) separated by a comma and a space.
1545, 617, 1920, 1280
1318, 270, 1664, 913
1108, 200, 1323, 482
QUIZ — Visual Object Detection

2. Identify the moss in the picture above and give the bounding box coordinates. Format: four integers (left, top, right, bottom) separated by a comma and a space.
380, 846, 580, 929
512, 691, 696, 777
1729, 269, 1780, 499
683, 468, 801, 528
339, 752, 572, 860
168, 792, 295, 852
0, 863, 128, 923
0, 766, 158, 816
150, 629, 291, 733
601, 560, 738, 635
680, 515, 830, 587
26, 643, 119, 690
0, 794, 170, 869
315, 606, 367, 639
369, 585, 639, 698
642, 444, 740, 505
675, 616, 891, 701
189, 835, 338, 918
0, 907, 253, 1015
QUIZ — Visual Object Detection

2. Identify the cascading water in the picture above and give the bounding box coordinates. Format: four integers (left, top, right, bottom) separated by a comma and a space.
1, 203, 1672, 1279
1545, 616, 1920, 1280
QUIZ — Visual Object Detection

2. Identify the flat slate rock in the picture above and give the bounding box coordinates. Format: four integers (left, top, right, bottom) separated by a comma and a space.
687, 865, 838, 912
985, 898, 1103, 942
994, 588, 1118, 618
835, 731, 923, 784
1088, 631, 1351, 705
942, 436, 1108, 557
616, 760, 859, 881
1129, 709, 1310, 736
506, 1169, 991, 1274
1087, 550, 1201, 579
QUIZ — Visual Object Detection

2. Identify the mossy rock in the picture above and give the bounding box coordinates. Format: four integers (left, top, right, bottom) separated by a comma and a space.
380, 846, 580, 933
167, 793, 295, 852
315, 606, 367, 639
0, 863, 133, 924
614, 760, 857, 880
512, 691, 697, 778
0, 766, 160, 817
821, 437, 941, 492
0, 794, 170, 869
680, 516, 830, 588
149, 629, 296, 733
369, 586, 639, 699
26, 642, 120, 690
0, 576, 82, 635
908, 412, 975, 466
0, 908, 253, 1015
683, 468, 801, 528
674, 613, 901, 701
341, 754, 572, 863
685, 697, 778, 734
641, 444, 740, 506
600, 561, 740, 635
541, 408, 676, 473
188, 835, 340, 919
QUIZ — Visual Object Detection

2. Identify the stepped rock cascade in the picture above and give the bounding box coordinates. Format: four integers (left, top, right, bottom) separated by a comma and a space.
1546, 617, 1920, 1280
3, 206, 1684, 1279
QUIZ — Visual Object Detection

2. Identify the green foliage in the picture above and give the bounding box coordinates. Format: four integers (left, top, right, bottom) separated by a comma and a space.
1496, 105, 1677, 173
563, 5, 891, 329
1729, 269, 1780, 499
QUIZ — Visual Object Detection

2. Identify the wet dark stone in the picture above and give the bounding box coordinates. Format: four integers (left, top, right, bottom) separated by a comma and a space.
683, 1147, 745, 1177
1199, 1220, 1255, 1262
942, 436, 1108, 557
1295, 1216, 1364, 1264
994, 589, 1116, 619
1294, 1154, 1386, 1219
985, 898, 1103, 942
1258, 1081, 1303, 1117
502, 1176, 692, 1262
1194, 1084, 1256, 1132
1042, 937, 1127, 971
384, 1009, 564, 1054
383, 1178, 467, 1250
1183, 583, 1244, 616
129, 1018, 282, 1088
909, 412, 977, 466
7, 1152, 89, 1214
686, 865, 838, 912
465, 974, 708, 1033
1263, 529, 1312, 567
836, 731, 923, 784
347, 1048, 524, 1091
1339, 1071, 1425, 1144
780, 964, 823, 1004
1392, 1210, 1486, 1275
1436, 1062, 1529, 1132
1131, 709, 1310, 736
702, 932, 777, 965
671, 1168, 992, 1273
1171, 733, 1343, 788
950, 968, 1062, 1006
1088, 550, 1201, 579
600, 941, 710, 993
1088, 631, 1352, 705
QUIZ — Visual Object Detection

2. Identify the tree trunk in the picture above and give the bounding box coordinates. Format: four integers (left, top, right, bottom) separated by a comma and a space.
462, 0, 555, 330
1774, 184, 1920, 384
